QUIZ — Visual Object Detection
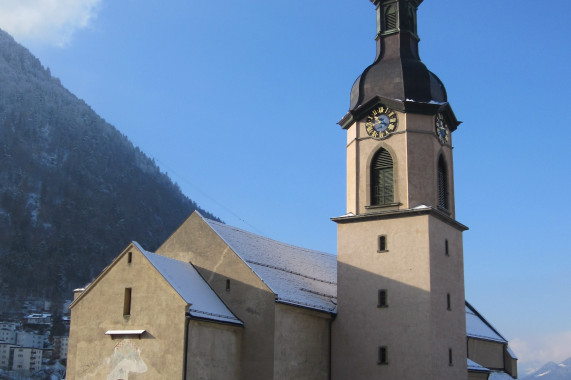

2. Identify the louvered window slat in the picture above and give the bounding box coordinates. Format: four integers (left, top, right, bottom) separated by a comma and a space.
437, 156, 449, 210
385, 6, 397, 31
371, 148, 394, 205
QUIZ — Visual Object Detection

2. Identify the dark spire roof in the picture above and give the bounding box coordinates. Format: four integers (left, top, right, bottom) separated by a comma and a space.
341, 0, 458, 129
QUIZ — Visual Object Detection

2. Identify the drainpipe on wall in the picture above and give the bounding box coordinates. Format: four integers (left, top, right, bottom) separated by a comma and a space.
183, 311, 191, 380
329, 316, 333, 380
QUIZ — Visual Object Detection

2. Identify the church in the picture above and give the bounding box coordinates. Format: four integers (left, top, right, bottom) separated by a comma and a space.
66, 1, 518, 379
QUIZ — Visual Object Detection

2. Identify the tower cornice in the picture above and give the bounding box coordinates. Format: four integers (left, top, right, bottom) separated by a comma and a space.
338, 96, 460, 131
331, 205, 468, 232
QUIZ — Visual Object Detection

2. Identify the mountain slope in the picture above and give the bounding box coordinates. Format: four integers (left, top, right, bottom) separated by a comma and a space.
521, 357, 571, 380
0, 29, 218, 300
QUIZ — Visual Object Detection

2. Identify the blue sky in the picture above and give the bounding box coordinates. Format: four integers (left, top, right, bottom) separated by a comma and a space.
1, 0, 570, 374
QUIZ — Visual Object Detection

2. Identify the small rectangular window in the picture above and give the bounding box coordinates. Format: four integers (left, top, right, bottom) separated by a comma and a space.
445, 240, 449, 256
127, 251, 132, 263
447, 293, 451, 311
378, 290, 388, 308
378, 235, 387, 252
226, 279, 231, 292
449, 348, 453, 366
378, 346, 388, 365
123, 288, 132, 316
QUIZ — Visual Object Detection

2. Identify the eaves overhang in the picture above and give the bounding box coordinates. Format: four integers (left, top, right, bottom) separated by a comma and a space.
331, 205, 468, 232
339, 96, 460, 131
276, 298, 337, 316
370, 0, 423, 6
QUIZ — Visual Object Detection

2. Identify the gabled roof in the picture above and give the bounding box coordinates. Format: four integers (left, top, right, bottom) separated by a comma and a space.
138, 243, 242, 326
465, 301, 507, 343
202, 217, 337, 313
468, 360, 515, 380
70, 241, 241, 326
467, 359, 491, 373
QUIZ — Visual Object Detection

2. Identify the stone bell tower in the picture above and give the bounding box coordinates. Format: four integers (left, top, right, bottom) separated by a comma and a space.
331, 1, 468, 379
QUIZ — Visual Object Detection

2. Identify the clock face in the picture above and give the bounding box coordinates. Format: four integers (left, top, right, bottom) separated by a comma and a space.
435, 113, 449, 144
365, 106, 398, 139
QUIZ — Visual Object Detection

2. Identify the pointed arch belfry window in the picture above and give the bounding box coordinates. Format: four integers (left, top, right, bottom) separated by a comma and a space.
437, 155, 449, 210
371, 148, 394, 206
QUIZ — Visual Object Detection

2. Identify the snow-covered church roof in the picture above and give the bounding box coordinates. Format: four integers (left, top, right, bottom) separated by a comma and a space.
468, 359, 515, 380
467, 358, 490, 373
203, 218, 338, 313
138, 243, 242, 325
465, 301, 507, 343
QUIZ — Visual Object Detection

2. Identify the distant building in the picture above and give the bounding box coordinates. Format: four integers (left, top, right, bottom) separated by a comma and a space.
52, 335, 69, 360
67, 1, 518, 379
61, 315, 71, 328
16, 330, 46, 349
9, 346, 43, 373
0, 325, 16, 344
0, 322, 18, 332
23, 313, 52, 326
0, 343, 15, 369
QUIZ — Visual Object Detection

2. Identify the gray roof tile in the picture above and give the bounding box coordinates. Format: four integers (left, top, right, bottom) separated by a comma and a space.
203, 218, 337, 312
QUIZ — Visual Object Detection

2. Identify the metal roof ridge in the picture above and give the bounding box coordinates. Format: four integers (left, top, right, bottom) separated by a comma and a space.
276, 297, 337, 313
188, 308, 241, 323
203, 217, 334, 257
247, 259, 337, 286
200, 216, 278, 296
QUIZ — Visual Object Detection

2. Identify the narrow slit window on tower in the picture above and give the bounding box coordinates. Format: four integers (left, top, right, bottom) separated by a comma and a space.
127, 251, 132, 263
437, 155, 449, 210
123, 288, 132, 316
371, 148, 394, 206
449, 348, 453, 366
447, 293, 451, 311
378, 290, 388, 308
378, 235, 388, 252
378, 346, 388, 365
445, 239, 449, 256
226, 279, 231, 292
384, 5, 397, 31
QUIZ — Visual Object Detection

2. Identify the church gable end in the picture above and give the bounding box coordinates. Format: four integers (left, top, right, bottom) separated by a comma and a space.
67, 244, 190, 380
157, 212, 277, 380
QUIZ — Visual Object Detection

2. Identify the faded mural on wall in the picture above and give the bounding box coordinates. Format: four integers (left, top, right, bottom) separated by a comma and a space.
79, 339, 148, 380
107, 340, 148, 380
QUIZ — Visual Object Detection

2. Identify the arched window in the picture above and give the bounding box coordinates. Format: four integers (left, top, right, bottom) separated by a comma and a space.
385, 5, 397, 31
371, 148, 394, 206
437, 155, 449, 210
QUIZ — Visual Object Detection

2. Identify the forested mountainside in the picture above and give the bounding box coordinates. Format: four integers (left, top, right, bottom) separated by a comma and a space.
0, 29, 218, 300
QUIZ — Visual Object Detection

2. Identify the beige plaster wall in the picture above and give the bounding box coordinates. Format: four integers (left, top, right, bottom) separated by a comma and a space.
186, 320, 242, 380
428, 216, 467, 379
67, 245, 187, 380
273, 303, 331, 380
345, 113, 455, 217
405, 113, 455, 217
468, 371, 489, 380
504, 349, 518, 378
157, 212, 277, 380
334, 214, 429, 379
333, 212, 467, 380
468, 338, 505, 371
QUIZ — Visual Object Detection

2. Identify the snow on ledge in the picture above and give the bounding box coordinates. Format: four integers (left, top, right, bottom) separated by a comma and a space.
105, 330, 146, 338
